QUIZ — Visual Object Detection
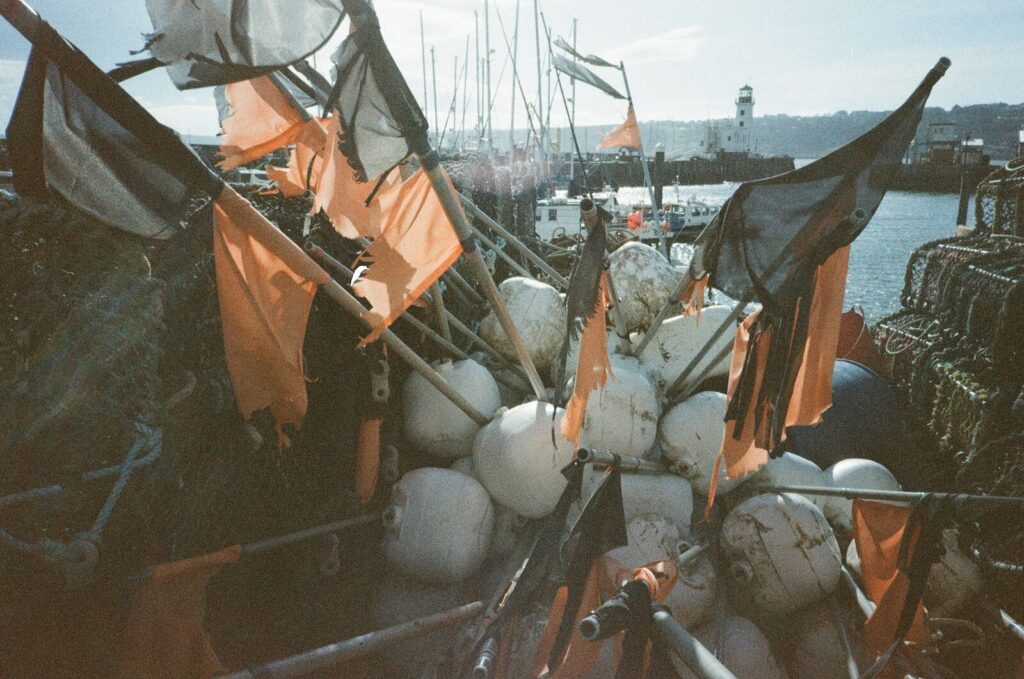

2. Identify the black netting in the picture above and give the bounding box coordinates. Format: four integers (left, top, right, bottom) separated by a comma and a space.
974, 163, 1024, 236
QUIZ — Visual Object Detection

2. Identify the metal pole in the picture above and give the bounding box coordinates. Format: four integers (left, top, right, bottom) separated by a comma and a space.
475, 10, 481, 142
431, 46, 439, 150
576, 448, 663, 475
461, 35, 470, 150
428, 280, 453, 342
651, 610, 740, 679
484, 0, 492, 148
533, 0, 544, 154
569, 17, 577, 181
220, 601, 485, 679
754, 484, 1024, 508
444, 267, 487, 307
602, 265, 633, 354
509, 0, 519, 151
458, 192, 568, 288
420, 11, 429, 135
469, 221, 534, 279
619, 62, 667, 258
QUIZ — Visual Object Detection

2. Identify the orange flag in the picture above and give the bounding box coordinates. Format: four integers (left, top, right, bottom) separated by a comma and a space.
680, 275, 708, 321
598, 105, 642, 150
313, 111, 401, 239
354, 416, 382, 504
119, 545, 242, 679
562, 274, 614, 445
264, 121, 329, 197
213, 185, 331, 449
351, 168, 463, 346
853, 499, 928, 665
218, 76, 314, 170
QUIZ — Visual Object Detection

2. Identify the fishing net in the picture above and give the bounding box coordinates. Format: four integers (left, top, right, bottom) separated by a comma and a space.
900, 236, 1002, 312
974, 162, 1024, 236
874, 310, 954, 427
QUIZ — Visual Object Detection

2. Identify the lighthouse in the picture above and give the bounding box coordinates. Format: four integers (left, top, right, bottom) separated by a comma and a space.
732, 84, 754, 154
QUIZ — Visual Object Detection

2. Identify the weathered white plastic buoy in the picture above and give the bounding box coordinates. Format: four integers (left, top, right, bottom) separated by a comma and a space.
578, 364, 660, 457
383, 468, 494, 584
607, 513, 682, 568
747, 453, 830, 513
781, 601, 866, 679
402, 358, 501, 459
488, 503, 528, 559
925, 529, 983, 617
548, 328, 618, 385
663, 543, 719, 630
636, 305, 735, 390
479, 277, 565, 373
472, 401, 576, 518
449, 455, 477, 480
721, 493, 841, 614
659, 392, 747, 497
821, 459, 902, 535
673, 614, 787, 679
373, 574, 472, 677
608, 242, 680, 330
578, 466, 695, 534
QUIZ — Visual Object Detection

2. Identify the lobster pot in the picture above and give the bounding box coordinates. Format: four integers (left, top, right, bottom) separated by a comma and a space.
479, 277, 565, 373
636, 306, 735, 391
744, 453, 829, 513
975, 162, 1024, 236
383, 468, 494, 584
900, 236, 1002, 313
472, 401, 576, 518
822, 459, 902, 536
663, 544, 719, 630
608, 242, 681, 330
721, 494, 841, 614
575, 466, 694, 535
607, 514, 683, 569
578, 364, 660, 457
780, 601, 867, 679
673, 615, 787, 679
372, 575, 473, 677
659, 392, 746, 497
402, 359, 501, 459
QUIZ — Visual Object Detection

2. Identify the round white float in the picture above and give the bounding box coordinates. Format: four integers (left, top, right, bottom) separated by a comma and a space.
488, 503, 528, 559
636, 305, 735, 391
383, 468, 494, 584
821, 458, 902, 535
608, 242, 680, 330
574, 467, 694, 535
747, 453, 830, 513
781, 601, 866, 679
472, 401, 576, 519
674, 614, 787, 679
663, 543, 719, 630
479, 277, 565, 373
607, 513, 681, 568
402, 358, 501, 459
659, 392, 748, 497
721, 493, 841, 614
578, 364, 660, 457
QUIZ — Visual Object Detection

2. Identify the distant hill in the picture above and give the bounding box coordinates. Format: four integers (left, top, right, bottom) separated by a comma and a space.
544, 102, 1024, 160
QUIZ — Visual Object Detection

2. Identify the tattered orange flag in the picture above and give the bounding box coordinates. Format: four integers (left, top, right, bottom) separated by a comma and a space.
680, 275, 708, 321
598, 104, 642, 150
213, 185, 331, 449
313, 111, 401, 239
218, 76, 314, 170
354, 416, 382, 504
351, 168, 463, 346
264, 121, 329, 197
119, 545, 242, 679
853, 499, 929, 669
562, 274, 614, 445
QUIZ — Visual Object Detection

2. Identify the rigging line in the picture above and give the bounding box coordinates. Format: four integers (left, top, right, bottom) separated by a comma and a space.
485, 48, 510, 133
438, 54, 469, 150
495, 6, 540, 146
540, 12, 591, 199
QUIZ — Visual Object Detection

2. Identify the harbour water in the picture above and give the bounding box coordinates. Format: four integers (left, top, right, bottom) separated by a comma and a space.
616, 182, 967, 322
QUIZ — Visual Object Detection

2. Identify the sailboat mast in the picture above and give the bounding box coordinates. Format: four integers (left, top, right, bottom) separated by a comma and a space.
484, 0, 492, 149
533, 0, 544, 154
475, 11, 482, 144
619, 62, 667, 256
431, 46, 439, 151
569, 18, 577, 180
420, 11, 429, 139
461, 35, 470, 151
509, 0, 520, 152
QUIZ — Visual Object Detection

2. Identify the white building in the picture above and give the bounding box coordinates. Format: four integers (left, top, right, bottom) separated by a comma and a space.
699, 85, 755, 158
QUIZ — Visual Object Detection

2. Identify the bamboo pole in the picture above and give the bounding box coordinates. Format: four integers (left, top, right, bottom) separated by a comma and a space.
467, 220, 534, 279
428, 280, 453, 342
753, 484, 1024, 508
650, 611, 739, 679
445, 266, 487, 307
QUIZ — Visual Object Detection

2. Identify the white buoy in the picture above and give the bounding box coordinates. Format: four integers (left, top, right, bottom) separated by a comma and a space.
781, 601, 866, 679
845, 539, 861, 578
548, 328, 618, 385
383, 468, 494, 584
663, 542, 719, 630
578, 364, 660, 457
575, 466, 694, 535
721, 493, 841, 614
659, 392, 747, 497
479, 277, 565, 373
607, 513, 682, 568
821, 459, 902, 535
673, 614, 787, 679
472, 401, 576, 519
636, 305, 735, 390
489, 503, 528, 559
372, 574, 473, 677
449, 455, 477, 480
402, 358, 501, 459
608, 242, 681, 330
747, 453, 830, 513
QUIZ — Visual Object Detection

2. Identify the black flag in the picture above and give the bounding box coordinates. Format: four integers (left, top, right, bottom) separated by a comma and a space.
553, 36, 619, 69
552, 54, 625, 100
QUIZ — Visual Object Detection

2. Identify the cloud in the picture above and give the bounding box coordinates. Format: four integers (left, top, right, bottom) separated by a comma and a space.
608, 26, 703, 66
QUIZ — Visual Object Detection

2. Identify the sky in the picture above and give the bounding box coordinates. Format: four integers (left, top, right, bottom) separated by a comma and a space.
0, 0, 1021, 139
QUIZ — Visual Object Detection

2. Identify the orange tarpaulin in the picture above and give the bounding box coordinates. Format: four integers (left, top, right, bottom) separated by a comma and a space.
313, 111, 401, 239
218, 76, 312, 170
562, 274, 614, 445
598, 105, 642, 150
213, 185, 331, 449
119, 545, 242, 679
351, 168, 463, 346
853, 499, 928, 666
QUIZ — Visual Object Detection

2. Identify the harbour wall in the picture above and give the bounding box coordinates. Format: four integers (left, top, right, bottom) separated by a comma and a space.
889, 164, 997, 193
549, 155, 795, 188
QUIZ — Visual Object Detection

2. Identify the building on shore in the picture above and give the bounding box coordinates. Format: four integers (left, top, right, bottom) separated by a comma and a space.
699, 85, 755, 158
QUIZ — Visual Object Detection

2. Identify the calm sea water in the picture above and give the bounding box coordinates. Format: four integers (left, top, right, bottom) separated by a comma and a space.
616, 178, 966, 322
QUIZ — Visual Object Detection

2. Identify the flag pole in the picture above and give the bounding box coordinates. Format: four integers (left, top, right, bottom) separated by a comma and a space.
618, 61, 669, 258
344, 0, 548, 401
